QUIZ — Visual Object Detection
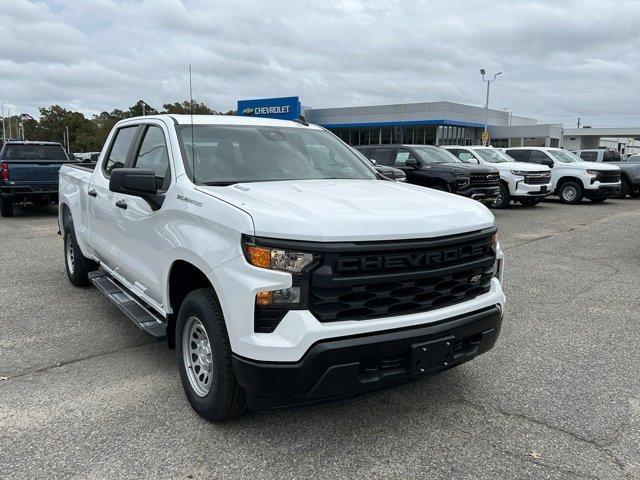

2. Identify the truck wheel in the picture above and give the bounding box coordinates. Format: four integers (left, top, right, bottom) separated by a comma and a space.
630, 189, 640, 199
589, 198, 607, 204
492, 183, 510, 208
558, 181, 583, 204
64, 220, 97, 287
176, 288, 246, 421
616, 178, 630, 199
1, 197, 14, 217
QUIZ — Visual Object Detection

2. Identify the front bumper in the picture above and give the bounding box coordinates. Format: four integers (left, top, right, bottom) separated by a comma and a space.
585, 183, 622, 198
511, 180, 553, 198
233, 304, 503, 412
457, 186, 500, 202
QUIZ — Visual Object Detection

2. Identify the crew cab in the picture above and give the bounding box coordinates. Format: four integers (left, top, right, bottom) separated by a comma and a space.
59, 115, 505, 421
572, 149, 640, 198
442, 146, 552, 208
504, 147, 621, 204
0, 140, 72, 216
355, 145, 500, 205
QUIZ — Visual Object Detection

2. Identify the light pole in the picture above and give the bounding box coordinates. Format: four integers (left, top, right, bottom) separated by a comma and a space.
1, 102, 5, 144
480, 69, 502, 146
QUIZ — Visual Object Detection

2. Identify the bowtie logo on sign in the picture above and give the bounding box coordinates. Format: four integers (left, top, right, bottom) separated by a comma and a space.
242, 108, 255, 115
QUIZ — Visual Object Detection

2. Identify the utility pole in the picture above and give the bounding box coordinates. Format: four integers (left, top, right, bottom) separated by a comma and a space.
480, 69, 502, 146
577, 117, 581, 128
7, 108, 12, 139
1, 103, 5, 144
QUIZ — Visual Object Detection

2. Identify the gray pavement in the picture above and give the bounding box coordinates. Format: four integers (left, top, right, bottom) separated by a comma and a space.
1, 199, 639, 479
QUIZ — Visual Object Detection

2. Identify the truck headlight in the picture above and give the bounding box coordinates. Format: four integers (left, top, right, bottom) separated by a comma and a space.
510, 170, 527, 176
455, 174, 470, 188
586, 170, 600, 176
244, 244, 314, 273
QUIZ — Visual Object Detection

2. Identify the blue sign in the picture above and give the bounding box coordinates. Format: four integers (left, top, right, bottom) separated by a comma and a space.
237, 96, 301, 121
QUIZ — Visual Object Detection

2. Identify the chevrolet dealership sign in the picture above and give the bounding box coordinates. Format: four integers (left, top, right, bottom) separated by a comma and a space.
237, 96, 301, 121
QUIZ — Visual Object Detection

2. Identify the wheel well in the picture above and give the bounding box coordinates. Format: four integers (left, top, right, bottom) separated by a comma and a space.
60, 203, 71, 232
555, 176, 583, 194
166, 260, 212, 349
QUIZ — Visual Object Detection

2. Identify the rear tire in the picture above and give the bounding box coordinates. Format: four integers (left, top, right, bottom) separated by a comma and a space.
1, 197, 14, 217
492, 183, 510, 208
176, 288, 246, 421
558, 181, 583, 204
64, 219, 97, 286
630, 188, 640, 199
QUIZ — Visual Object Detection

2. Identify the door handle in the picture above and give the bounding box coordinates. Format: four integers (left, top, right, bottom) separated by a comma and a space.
115, 199, 128, 209
88, 189, 97, 197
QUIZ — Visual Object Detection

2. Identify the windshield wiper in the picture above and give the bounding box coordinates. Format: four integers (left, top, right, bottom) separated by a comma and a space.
200, 181, 238, 186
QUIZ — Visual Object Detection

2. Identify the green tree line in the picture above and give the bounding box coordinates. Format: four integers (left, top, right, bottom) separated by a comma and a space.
1, 100, 234, 153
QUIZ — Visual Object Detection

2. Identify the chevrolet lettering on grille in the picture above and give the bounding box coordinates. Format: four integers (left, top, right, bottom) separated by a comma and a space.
336, 242, 491, 274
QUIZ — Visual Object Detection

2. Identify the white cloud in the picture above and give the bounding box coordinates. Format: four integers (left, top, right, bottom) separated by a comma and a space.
1, 0, 639, 126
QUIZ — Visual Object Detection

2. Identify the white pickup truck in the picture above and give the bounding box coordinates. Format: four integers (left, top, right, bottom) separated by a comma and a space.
59, 115, 505, 421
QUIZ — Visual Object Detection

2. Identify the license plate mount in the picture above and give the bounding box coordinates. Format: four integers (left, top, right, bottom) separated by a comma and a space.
410, 336, 455, 375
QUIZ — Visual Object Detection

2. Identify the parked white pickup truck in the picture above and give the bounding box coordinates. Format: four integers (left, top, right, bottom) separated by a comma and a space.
504, 147, 622, 204
442, 146, 552, 208
59, 115, 505, 421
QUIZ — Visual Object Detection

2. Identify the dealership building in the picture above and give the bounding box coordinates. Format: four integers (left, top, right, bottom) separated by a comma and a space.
237, 96, 564, 148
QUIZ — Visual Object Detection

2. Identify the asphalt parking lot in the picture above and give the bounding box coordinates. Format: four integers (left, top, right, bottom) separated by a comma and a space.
1, 199, 639, 479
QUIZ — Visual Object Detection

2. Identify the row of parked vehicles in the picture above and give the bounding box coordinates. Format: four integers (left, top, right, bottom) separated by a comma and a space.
2, 114, 639, 422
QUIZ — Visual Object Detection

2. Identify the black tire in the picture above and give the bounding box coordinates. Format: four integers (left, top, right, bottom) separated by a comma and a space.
492, 183, 510, 208
616, 178, 630, 199
558, 180, 583, 204
1, 197, 14, 217
519, 198, 542, 207
630, 189, 640, 199
589, 198, 607, 204
176, 288, 246, 421
64, 219, 97, 286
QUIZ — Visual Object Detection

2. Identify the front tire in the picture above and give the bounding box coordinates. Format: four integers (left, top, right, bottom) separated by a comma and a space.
558, 181, 583, 204
492, 183, 510, 208
1, 197, 14, 217
64, 219, 97, 286
616, 178, 630, 199
176, 288, 246, 421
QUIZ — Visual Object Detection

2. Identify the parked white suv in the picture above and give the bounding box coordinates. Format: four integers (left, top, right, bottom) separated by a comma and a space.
504, 147, 621, 204
442, 146, 552, 208
58, 115, 506, 420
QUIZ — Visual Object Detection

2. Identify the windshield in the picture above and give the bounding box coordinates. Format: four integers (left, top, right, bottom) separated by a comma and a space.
412, 146, 461, 164
549, 150, 579, 163
2, 144, 68, 161
473, 149, 511, 163
176, 125, 376, 185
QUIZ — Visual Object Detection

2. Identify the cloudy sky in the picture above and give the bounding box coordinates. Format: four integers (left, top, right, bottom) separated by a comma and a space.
1, 0, 639, 126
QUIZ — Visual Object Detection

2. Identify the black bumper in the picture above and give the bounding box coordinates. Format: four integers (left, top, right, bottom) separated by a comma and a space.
585, 184, 621, 198
457, 186, 500, 201
1, 185, 58, 197
233, 305, 503, 413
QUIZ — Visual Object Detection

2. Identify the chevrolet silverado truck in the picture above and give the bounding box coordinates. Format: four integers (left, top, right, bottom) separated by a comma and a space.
59, 115, 505, 421
1, 140, 72, 216
442, 146, 552, 208
572, 148, 640, 198
504, 147, 621, 204
355, 144, 500, 205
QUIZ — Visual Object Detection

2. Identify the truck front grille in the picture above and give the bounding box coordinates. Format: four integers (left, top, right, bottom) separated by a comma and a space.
596, 172, 621, 184
307, 229, 496, 323
470, 173, 500, 187
524, 173, 551, 185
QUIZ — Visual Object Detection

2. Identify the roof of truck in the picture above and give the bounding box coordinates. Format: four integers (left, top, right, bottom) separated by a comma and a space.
118, 114, 322, 130
3, 140, 63, 146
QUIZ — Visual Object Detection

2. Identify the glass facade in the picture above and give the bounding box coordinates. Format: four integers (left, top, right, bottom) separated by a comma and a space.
328, 124, 479, 146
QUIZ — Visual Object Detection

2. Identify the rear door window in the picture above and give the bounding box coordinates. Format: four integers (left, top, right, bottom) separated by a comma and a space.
506, 149, 529, 162
104, 126, 138, 176
580, 151, 598, 162
371, 148, 395, 166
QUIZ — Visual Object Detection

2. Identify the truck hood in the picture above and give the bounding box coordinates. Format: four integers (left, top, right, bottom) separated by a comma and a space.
491, 161, 549, 172
197, 179, 495, 242
433, 163, 499, 173
559, 161, 620, 171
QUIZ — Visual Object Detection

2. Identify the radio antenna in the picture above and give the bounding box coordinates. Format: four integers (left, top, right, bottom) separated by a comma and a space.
189, 64, 195, 181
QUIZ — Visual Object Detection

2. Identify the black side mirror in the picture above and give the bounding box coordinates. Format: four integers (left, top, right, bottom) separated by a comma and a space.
541, 158, 554, 168
109, 168, 157, 196
405, 157, 419, 168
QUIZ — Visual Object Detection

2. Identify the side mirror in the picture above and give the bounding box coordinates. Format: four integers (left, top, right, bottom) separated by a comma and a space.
109, 168, 157, 196
405, 157, 419, 168
541, 158, 554, 168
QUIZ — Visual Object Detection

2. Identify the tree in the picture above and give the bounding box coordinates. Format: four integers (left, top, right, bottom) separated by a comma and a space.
128, 100, 158, 117
162, 100, 216, 115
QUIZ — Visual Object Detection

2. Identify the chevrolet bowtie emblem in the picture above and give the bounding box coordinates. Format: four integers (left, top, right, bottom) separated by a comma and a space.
469, 274, 482, 284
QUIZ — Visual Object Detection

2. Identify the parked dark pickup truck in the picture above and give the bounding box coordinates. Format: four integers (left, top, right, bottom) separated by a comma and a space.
0, 141, 72, 217
356, 144, 500, 204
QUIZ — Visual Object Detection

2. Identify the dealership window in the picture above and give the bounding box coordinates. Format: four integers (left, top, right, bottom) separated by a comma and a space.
490, 138, 509, 148
550, 138, 559, 148
523, 137, 546, 147
402, 126, 414, 144
509, 137, 522, 147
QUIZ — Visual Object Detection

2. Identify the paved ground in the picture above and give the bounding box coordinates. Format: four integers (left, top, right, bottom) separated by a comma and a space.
1, 198, 639, 479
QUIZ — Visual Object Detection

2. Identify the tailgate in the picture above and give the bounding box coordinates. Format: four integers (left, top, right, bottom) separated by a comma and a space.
4, 161, 66, 186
